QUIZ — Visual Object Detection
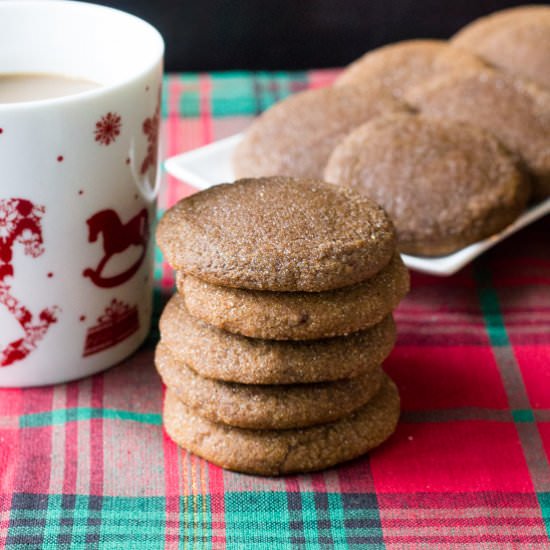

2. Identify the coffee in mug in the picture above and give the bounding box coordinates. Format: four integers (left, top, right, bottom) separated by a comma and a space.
0, 73, 101, 103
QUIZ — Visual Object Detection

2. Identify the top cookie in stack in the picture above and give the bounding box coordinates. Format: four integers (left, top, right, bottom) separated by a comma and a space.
158, 176, 396, 292
156, 177, 409, 475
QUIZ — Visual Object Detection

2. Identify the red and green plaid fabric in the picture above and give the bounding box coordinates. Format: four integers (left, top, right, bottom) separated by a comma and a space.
1, 71, 550, 549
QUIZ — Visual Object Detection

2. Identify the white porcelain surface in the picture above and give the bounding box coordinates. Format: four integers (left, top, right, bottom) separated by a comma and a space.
0, 1, 164, 386
165, 133, 550, 277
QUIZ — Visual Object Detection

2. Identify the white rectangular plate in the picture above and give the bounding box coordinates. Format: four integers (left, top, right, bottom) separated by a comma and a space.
165, 134, 550, 276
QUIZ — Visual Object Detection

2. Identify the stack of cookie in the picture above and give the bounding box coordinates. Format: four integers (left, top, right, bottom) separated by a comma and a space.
156, 177, 409, 476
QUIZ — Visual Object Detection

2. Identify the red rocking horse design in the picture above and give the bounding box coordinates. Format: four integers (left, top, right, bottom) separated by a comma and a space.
0, 198, 60, 367
83, 208, 149, 288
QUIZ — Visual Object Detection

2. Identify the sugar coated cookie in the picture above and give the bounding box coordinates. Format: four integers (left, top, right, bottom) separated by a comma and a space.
325, 113, 531, 255
452, 5, 550, 90
156, 342, 384, 429
233, 84, 409, 179
157, 177, 396, 291
160, 293, 396, 383
405, 70, 550, 199
179, 253, 408, 339
163, 375, 400, 475
336, 39, 485, 97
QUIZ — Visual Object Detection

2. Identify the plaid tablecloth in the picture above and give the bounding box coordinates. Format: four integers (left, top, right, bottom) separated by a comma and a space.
1, 71, 549, 549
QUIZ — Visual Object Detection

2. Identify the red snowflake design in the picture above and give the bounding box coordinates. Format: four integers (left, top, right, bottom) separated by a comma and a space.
140, 90, 161, 175
94, 112, 122, 146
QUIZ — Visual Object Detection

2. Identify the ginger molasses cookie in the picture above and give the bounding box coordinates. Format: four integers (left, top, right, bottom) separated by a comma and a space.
232, 83, 409, 179
160, 294, 396, 384
163, 375, 400, 476
178, 253, 408, 340
156, 343, 383, 430
157, 177, 396, 292
405, 69, 550, 199
335, 39, 485, 98
451, 5, 550, 90
324, 114, 530, 256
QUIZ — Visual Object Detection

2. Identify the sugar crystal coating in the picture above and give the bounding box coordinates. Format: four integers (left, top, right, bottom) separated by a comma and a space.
156, 342, 384, 429
157, 177, 396, 291
179, 252, 408, 340
451, 5, 550, 90
405, 70, 550, 199
325, 113, 531, 255
336, 39, 485, 98
160, 292, 396, 384
163, 375, 400, 476
233, 84, 409, 179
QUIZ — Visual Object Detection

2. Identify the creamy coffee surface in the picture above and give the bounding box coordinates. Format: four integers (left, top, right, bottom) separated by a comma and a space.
0, 73, 100, 103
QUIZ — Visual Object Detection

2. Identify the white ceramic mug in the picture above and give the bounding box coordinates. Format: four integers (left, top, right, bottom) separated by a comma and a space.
0, 1, 164, 387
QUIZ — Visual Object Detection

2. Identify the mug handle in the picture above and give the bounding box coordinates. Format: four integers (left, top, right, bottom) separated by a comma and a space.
128, 136, 162, 202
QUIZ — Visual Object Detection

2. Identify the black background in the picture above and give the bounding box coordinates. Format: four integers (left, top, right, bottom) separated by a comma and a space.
94, 0, 549, 71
